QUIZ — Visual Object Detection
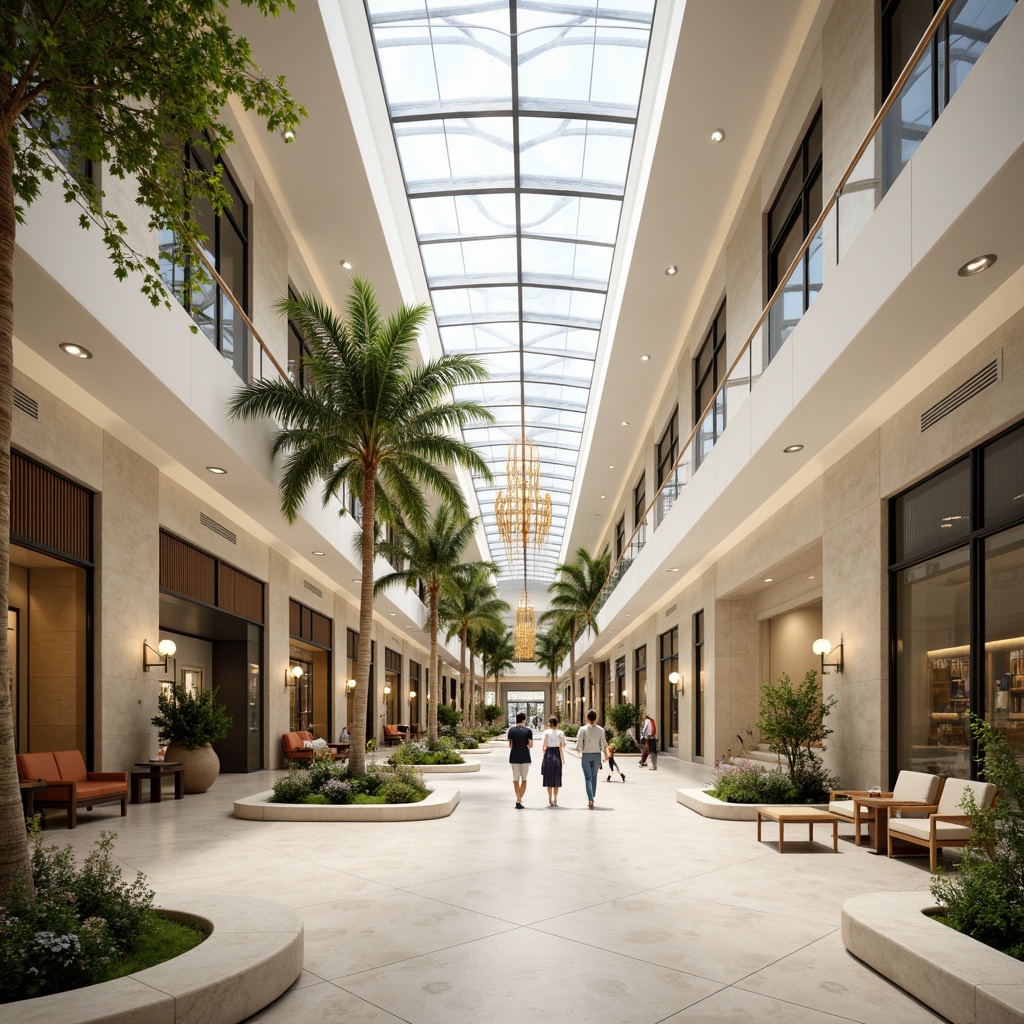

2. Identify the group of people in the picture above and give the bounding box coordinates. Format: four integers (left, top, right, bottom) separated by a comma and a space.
507, 709, 658, 809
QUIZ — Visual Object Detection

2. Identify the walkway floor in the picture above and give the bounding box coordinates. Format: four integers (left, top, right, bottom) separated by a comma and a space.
47, 750, 946, 1023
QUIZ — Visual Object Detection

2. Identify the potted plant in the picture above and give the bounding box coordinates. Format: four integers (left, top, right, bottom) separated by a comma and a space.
152, 685, 232, 793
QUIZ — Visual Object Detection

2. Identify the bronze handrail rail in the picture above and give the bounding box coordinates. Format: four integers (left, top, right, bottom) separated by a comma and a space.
585, 0, 959, 625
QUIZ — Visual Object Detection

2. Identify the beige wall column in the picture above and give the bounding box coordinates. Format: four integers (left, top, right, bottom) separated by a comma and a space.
267, 550, 291, 766
94, 436, 160, 769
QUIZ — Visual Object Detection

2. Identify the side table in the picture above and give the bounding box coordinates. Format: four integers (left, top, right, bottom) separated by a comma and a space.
20, 779, 48, 820
131, 761, 185, 804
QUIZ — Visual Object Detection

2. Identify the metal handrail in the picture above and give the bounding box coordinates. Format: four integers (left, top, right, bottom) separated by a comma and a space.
586, 0, 959, 622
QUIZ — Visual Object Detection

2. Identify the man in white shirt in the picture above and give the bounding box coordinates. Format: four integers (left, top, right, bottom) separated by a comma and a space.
575, 709, 607, 808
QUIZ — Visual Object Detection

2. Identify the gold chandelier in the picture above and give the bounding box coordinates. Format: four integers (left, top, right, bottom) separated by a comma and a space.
515, 593, 535, 660
495, 440, 552, 567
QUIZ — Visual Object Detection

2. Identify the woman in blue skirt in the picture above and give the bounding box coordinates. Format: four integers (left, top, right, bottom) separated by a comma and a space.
541, 716, 566, 806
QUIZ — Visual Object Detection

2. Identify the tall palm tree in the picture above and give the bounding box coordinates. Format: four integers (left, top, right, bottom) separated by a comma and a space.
540, 547, 611, 721
375, 504, 489, 743
229, 281, 492, 774
440, 566, 508, 728
481, 627, 516, 690
535, 626, 571, 691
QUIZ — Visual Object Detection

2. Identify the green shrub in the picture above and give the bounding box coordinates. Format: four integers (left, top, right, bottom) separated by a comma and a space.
606, 702, 641, 737
757, 670, 836, 776
270, 767, 312, 803
610, 733, 641, 754
388, 741, 463, 766
931, 717, 1024, 960
380, 780, 427, 804
562, 723, 579, 738
150, 684, 232, 749
456, 735, 479, 749
481, 703, 504, 727
707, 761, 797, 804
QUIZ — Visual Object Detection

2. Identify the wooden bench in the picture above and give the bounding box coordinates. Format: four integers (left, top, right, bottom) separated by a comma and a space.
16, 750, 128, 829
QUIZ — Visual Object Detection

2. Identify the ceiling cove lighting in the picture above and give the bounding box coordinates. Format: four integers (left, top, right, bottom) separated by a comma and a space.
957, 254, 996, 277
366, 0, 656, 589
59, 342, 92, 359
710, 129, 725, 143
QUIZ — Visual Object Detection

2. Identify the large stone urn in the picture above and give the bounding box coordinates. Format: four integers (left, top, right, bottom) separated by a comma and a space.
165, 742, 220, 794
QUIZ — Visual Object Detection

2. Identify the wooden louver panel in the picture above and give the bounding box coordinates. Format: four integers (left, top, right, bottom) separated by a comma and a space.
11, 451, 92, 564
311, 612, 331, 649
219, 563, 264, 624
289, 598, 332, 649
160, 531, 216, 605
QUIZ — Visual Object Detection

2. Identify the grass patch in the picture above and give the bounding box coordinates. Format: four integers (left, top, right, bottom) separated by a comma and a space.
351, 793, 387, 805
98, 911, 207, 982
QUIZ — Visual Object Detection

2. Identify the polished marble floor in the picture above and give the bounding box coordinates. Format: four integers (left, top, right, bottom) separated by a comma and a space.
45, 749, 946, 1023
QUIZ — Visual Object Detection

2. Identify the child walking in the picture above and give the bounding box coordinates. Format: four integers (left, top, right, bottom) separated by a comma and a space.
604, 742, 626, 783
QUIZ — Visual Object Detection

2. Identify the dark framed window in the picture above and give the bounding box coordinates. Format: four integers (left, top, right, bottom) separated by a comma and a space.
634, 644, 647, 712
890, 419, 1024, 784
409, 660, 421, 725
693, 610, 705, 758
694, 300, 727, 467
615, 514, 625, 560
881, 0, 1015, 193
767, 107, 823, 364
659, 627, 679, 750
614, 656, 626, 704
287, 287, 312, 389
633, 473, 646, 535
159, 140, 249, 379
656, 409, 679, 488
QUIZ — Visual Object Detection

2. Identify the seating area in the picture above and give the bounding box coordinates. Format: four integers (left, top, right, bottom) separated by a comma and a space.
280, 731, 345, 763
16, 750, 128, 829
828, 770, 943, 847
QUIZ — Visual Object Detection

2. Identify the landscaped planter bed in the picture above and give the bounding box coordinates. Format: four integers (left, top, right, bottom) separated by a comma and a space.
234, 787, 460, 821
842, 892, 1024, 1024
413, 759, 480, 774
677, 787, 827, 821
9, 894, 302, 1024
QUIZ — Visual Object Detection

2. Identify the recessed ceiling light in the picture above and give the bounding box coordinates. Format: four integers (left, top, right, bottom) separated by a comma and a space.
282, 129, 296, 143
352, 577, 361, 582
783, 444, 804, 453
667, 567, 680, 573
621, 420, 629, 426
665, 265, 678, 276
641, 354, 650, 361
600, 494, 606, 499
808, 575, 816, 580
957, 253, 996, 277
340, 259, 353, 270
764, 578, 773, 583
311, 550, 326, 556
710, 129, 725, 143
609, 464, 614, 469
205, 466, 227, 475
389, 612, 396, 617
59, 342, 92, 359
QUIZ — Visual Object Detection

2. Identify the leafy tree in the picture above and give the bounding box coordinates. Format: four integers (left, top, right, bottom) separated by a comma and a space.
756, 670, 837, 776
539, 547, 611, 718
534, 627, 570, 688
479, 627, 516, 688
481, 704, 505, 727
230, 286, 493, 771
375, 504, 491, 744
0, 0, 304, 894
440, 565, 508, 727
606, 701, 641, 738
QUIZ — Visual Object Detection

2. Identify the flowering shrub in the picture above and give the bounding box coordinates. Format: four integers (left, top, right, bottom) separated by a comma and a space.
388, 740, 464, 766
270, 760, 431, 804
1, 830, 155, 1002
707, 760, 799, 804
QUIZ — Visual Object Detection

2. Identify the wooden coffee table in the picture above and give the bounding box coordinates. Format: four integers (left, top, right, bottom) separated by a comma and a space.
131, 761, 185, 803
854, 796, 932, 853
756, 806, 839, 852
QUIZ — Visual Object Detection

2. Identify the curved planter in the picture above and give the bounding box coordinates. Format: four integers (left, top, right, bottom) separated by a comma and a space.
842, 892, 1024, 1024
10, 894, 302, 1024
414, 759, 480, 774
457, 747, 492, 755
165, 742, 220, 794
234, 787, 460, 821
677, 787, 827, 821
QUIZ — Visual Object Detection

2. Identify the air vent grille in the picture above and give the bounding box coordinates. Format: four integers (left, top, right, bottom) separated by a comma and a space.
664, 603, 677, 618
14, 388, 38, 419
921, 357, 999, 431
199, 512, 237, 545
303, 579, 323, 599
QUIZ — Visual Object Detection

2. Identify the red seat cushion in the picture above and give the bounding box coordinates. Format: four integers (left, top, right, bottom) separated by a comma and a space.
282, 732, 304, 753
17, 751, 59, 781
53, 750, 89, 782
76, 781, 125, 799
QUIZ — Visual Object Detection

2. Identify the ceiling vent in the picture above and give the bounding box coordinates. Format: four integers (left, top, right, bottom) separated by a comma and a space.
14, 388, 38, 419
303, 579, 323, 599
664, 603, 677, 618
199, 512, 236, 545
921, 355, 1000, 432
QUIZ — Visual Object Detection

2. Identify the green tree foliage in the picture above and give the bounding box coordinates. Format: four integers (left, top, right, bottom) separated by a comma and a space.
757, 670, 836, 775
481, 704, 505, 727
931, 717, 1024, 959
231, 286, 493, 772
0, 0, 304, 894
534, 628, 570, 687
151, 686, 232, 749
606, 701, 641, 737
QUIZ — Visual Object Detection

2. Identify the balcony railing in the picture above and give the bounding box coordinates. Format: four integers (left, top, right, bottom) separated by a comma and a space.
592, 0, 1010, 619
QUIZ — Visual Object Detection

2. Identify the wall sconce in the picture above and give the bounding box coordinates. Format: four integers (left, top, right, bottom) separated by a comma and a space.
813, 636, 844, 675
621, 689, 628, 698
669, 670, 682, 693
383, 685, 392, 696
409, 690, 417, 700
143, 638, 176, 672
287, 664, 304, 687
346, 678, 357, 690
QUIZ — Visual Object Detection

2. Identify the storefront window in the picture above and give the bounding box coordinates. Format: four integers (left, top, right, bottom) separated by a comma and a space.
984, 523, 1024, 759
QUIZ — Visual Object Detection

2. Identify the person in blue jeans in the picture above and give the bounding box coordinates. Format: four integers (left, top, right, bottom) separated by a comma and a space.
575, 709, 607, 809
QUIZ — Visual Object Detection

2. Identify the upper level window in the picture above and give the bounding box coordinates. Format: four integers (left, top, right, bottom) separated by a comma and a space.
633, 473, 646, 532
287, 287, 312, 389
767, 107, 822, 364
615, 514, 625, 560
694, 299, 727, 467
656, 409, 679, 488
159, 141, 249, 380
881, 0, 1016, 192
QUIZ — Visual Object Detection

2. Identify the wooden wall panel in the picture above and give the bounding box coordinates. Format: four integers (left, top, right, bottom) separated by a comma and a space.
159, 531, 216, 604
311, 612, 331, 649
218, 563, 264, 624
11, 451, 92, 564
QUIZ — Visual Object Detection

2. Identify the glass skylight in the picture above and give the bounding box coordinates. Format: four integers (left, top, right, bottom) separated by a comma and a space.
366, 0, 656, 583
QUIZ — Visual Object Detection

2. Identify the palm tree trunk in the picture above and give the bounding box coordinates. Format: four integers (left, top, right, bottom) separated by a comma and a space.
0, 138, 29, 894
458, 624, 467, 729
428, 588, 439, 744
569, 625, 577, 725
468, 642, 476, 727
350, 470, 376, 776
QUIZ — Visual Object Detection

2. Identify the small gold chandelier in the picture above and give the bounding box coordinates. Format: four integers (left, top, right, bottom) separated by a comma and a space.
515, 593, 535, 659
495, 440, 551, 568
